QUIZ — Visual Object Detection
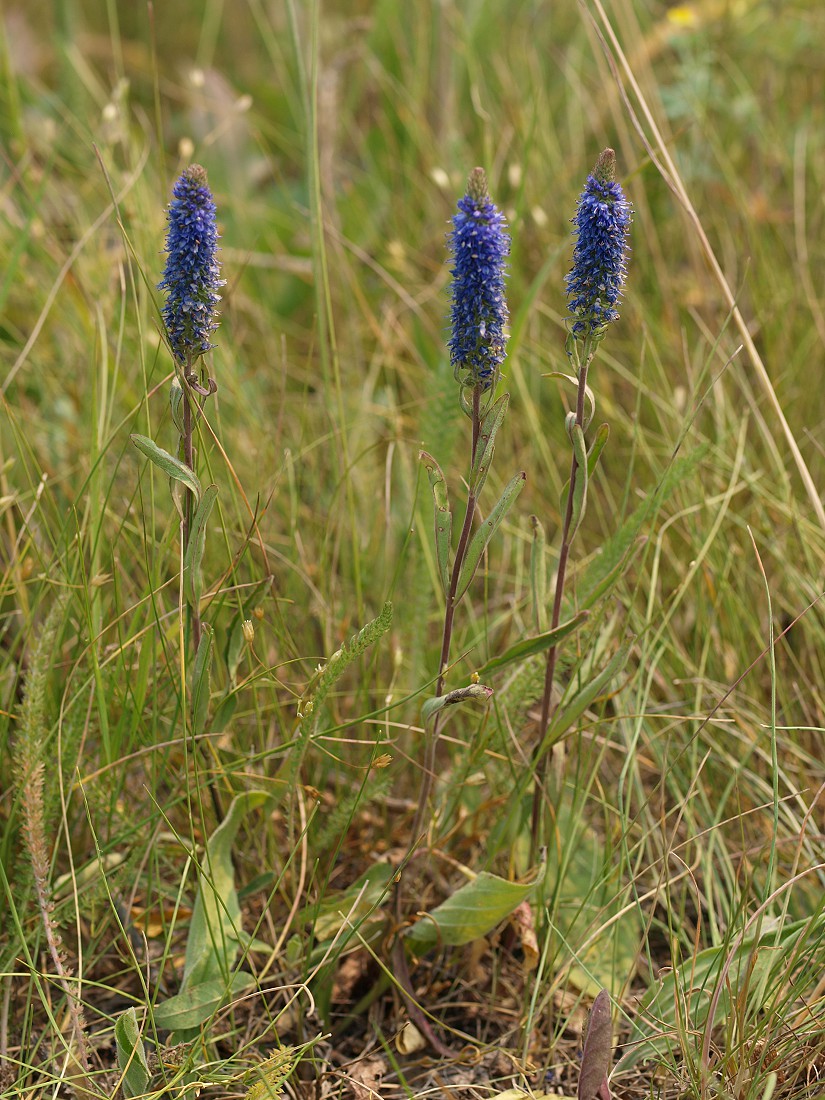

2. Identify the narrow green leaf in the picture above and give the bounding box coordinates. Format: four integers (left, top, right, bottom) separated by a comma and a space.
471, 392, 509, 495
421, 683, 493, 724
170, 376, 186, 436
539, 637, 634, 754
211, 690, 238, 734
153, 972, 255, 1031
420, 450, 452, 594
530, 515, 547, 633
454, 470, 526, 603
115, 1008, 150, 1098
191, 623, 214, 738
131, 433, 201, 503
405, 870, 536, 950
476, 611, 589, 677
184, 483, 218, 608
620, 915, 817, 1070
587, 422, 610, 478
183, 791, 271, 989
568, 424, 589, 544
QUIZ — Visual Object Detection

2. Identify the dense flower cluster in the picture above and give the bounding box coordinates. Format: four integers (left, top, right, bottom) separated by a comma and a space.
566, 148, 631, 339
158, 165, 223, 365
448, 168, 510, 391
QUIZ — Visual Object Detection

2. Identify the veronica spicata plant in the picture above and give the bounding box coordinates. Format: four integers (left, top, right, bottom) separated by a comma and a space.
132, 164, 223, 654
387, 169, 525, 1054
530, 148, 632, 854
414, 168, 525, 841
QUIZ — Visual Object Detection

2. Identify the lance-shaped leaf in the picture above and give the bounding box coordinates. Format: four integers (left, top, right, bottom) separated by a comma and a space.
420, 451, 452, 594
421, 682, 493, 724
114, 1008, 150, 1099
587, 422, 610, 478
405, 870, 536, 950
530, 515, 547, 633
183, 790, 271, 990
578, 989, 613, 1100
454, 470, 526, 603
475, 611, 589, 677
169, 376, 186, 436
131, 433, 201, 503
538, 636, 633, 754
184, 483, 218, 608
191, 623, 214, 738
471, 392, 509, 495
560, 423, 589, 546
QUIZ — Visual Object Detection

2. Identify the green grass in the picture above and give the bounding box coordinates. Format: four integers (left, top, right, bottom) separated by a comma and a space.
2, 0, 825, 1097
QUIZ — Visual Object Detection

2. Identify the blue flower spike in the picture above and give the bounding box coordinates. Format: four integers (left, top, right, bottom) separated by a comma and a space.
566, 148, 631, 343
158, 164, 224, 371
448, 167, 510, 403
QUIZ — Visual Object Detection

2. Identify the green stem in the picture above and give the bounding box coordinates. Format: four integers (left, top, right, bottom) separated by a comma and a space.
392, 382, 484, 1053
530, 344, 592, 860
411, 383, 482, 847
182, 361, 201, 654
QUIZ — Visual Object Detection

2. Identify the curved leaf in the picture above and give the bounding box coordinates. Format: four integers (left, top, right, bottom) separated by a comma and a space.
545, 371, 596, 431
539, 637, 634, 754
471, 392, 510, 495
476, 611, 589, 677
131, 433, 201, 503
454, 470, 526, 603
184, 483, 218, 607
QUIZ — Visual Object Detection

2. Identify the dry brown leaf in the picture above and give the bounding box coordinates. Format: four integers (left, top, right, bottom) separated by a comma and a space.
395, 1020, 426, 1054
511, 900, 539, 970
348, 1054, 387, 1100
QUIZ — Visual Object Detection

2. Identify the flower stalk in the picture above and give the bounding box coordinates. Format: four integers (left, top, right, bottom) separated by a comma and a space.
413, 168, 512, 842
392, 170, 520, 1053
531, 150, 631, 857
158, 164, 223, 652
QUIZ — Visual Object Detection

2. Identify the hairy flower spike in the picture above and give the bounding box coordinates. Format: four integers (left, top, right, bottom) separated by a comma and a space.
158, 164, 224, 365
566, 148, 631, 340
448, 168, 510, 393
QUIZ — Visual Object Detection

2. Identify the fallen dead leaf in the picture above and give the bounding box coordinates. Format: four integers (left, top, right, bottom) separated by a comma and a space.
511, 900, 539, 971
348, 1054, 387, 1100
395, 1020, 426, 1054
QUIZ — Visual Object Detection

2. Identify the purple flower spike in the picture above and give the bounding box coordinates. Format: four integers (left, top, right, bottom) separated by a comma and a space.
448, 168, 510, 392
158, 164, 224, 365
566, 149, 631, 340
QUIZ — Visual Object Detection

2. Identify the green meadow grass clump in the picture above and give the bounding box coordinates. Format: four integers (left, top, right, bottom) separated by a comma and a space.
1, 3, 825, 1100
